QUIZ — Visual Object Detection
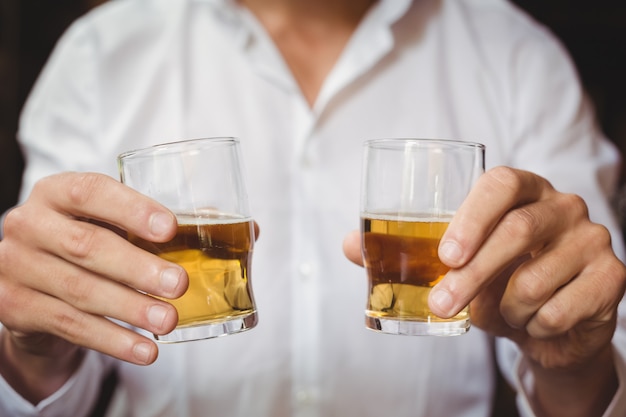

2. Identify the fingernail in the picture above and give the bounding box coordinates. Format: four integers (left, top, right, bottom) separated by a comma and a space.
161, 267, 182, 296
439, 240, 463, 264
133, 342, 154, 364
430, 288, 454, 317
148, 304, 169, 329
149, 212, 173, 237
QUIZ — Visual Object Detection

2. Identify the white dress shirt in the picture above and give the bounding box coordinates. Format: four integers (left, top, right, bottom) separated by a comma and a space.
2, 0, 626, 416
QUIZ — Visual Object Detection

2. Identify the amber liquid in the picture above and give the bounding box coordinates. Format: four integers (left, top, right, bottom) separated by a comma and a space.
130, 213, 255, 328
361, 214, 468, 322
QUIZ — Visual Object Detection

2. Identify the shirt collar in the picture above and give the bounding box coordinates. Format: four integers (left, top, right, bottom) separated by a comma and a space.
196, 0, 414, 46
193, 0, 414, 110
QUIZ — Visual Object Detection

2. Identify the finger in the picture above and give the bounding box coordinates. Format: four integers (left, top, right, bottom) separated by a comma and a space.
253, 221, 260, 241
524, 239, 625, 339
525, 268, 621, 347
438, 167, 551, 268
5, 245, 179, 336
342, 230, 363, 266
468, 258, 529, 342
499, 228, 587, 329
430, 192, 577, 318
31, 172, 177, 242
6, 206, 188, 298
0, 281, 159, 365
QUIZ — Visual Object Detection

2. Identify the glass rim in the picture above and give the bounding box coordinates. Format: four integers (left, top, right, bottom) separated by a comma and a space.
118, 136, 240, 161
363, 138, 485, 151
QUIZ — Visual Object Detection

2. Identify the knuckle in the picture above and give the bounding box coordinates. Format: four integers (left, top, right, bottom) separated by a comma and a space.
511, 267, 550, 307
486, 166, 525, 195
59, 273, 94, 308
2, 206, 30, 238
595, 255, 626, 299
612, 260, 626, 288
500, 208, 540, 242
66, 173, 109, 209
60, 222, 99, 260
586, 223, 613, 250
52, 308, 87, 342
31, 175, 54, 196
558, 193, 589, 220
530, 301, 567, 335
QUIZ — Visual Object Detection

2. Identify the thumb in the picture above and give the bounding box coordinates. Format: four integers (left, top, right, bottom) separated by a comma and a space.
342, 230, 363, 266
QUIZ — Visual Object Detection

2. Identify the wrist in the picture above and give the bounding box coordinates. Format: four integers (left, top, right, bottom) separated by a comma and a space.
0, 329, 85, 404
526, 345, 617, 417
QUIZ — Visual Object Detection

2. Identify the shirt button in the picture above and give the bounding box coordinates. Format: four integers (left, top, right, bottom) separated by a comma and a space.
295, 389, 317, 406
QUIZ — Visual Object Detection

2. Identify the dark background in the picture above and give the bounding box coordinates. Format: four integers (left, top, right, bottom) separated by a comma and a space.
1, 0, 626, 217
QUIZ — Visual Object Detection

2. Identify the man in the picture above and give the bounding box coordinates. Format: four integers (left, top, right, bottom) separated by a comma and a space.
1, 0, 625, 416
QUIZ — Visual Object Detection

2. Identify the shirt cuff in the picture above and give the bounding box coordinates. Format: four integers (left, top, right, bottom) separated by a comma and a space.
0, 349, 110, 417
514, 345, 626, 417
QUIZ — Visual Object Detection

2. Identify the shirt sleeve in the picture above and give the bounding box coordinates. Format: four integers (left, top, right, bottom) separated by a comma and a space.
0, 348, 113, 417
0, 13, 115, 417
503, 18, 625, 259
510, 345, 626, 417
17, 14, 104, 203
489, 17, 626, 415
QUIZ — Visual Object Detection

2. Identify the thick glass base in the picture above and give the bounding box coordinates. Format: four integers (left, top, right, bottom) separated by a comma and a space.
365, 315, 470, 336
155, 311, 258, 343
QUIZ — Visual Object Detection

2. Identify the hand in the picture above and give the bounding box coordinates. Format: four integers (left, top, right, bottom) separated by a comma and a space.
431, 167, 625, 367
344, 166, 626, 415
0, 172, 188, 401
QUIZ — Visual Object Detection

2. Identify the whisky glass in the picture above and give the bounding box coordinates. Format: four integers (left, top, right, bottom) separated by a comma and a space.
360, 138, 484, 336
118, 137, 257, 342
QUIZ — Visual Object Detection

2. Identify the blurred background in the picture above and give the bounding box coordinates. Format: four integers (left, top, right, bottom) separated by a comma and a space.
1, 0, 626, 225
